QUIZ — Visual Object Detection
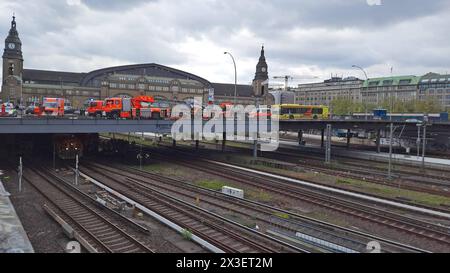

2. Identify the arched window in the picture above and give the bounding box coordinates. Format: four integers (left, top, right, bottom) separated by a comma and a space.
8, 63, 14, 75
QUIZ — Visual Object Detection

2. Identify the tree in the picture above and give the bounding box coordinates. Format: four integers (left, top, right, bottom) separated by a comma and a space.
330, 97, 375, 115
330, 96, 444, 116
330, 97, 354, 115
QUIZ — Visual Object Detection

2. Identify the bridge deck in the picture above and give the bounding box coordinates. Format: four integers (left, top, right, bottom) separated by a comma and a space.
0, 117, 449, 134
0, 118, 174, 134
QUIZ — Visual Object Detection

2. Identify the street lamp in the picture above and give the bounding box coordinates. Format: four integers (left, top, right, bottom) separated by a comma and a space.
352, 65, 368, 81
224, 51, 237, 104
352, 65, 369, 120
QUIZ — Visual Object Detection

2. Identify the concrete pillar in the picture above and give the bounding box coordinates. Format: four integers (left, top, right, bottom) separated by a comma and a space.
376, 129, 381, 153
222, 132, 226, 152
298, 130, 303, 145
321, 128, 325, 148
325, 124, 332, 164
346, 129, 351, 149
172, 139, 176, 147
194, 132, 200, 150
253, 140, 258, 159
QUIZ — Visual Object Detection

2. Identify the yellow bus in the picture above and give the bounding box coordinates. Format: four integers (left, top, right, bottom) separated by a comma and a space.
273, 104, 330, 120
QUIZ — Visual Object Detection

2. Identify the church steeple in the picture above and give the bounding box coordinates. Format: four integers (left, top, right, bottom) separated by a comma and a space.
252, 45, 269, 99
11, 15, 17, 30
254, 45, 268, 81
3, 15, 23, 60
2, 15, 24, 103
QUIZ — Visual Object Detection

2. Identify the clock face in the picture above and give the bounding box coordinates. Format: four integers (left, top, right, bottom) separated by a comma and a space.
8, 43, 15, 49
261, 67, 266, 72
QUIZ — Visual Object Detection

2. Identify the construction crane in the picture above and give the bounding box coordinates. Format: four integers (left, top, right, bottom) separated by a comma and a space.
273, 75, 318, 91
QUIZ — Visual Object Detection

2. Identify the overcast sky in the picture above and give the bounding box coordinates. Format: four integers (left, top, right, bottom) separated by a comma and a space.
1, 0, 449, 86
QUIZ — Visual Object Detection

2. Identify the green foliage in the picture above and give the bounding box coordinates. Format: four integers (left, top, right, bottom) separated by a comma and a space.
330, 97, 444, 115
380, 97, 444, 113
330, 97, 376, 115
196, 180, 228, 191
181, 229, 193, 241
274, 212, 290, 219
247, 189, 273, 202
336, 179, 352, 185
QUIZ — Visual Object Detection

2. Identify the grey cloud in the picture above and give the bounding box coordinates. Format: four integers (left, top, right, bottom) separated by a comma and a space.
0, 0, 449, 83
82, 0, 155, 11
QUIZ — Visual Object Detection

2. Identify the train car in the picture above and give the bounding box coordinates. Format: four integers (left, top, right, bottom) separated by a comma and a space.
273, 104, 329, 120
54, 135, 83, 160
352, 110, 449, 123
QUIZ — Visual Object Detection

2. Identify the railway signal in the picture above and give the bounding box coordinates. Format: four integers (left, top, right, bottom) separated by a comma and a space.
18, 156, 23, 192
75, 154, 79, 186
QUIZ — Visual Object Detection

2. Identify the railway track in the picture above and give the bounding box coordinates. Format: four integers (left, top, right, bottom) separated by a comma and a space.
82, 160, 429, 253
158, 140, 450, 197
111, 133, 450, 190
22, 166, 154, 253
153, 145, 450, 215
112, 133, 450, 183
253, 150, 450, 196
147, 150, 450, 250
279, 135, 450, 160
275, 140, 450, 184
76, 163, 306, 253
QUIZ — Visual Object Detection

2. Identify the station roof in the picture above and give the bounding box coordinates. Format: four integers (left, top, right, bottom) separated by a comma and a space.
21, 65, 258, 99
23, 69, 85, 86
79, 63, 212, 88
211, 83, 253, 97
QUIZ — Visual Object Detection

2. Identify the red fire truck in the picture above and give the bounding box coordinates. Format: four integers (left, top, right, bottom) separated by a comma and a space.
84, 100, 104, 117
35, 98, 65, 116
101, 96, 167, 119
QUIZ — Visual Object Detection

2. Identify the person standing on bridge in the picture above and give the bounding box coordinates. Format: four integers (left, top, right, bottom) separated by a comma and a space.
1, 103, 5, 115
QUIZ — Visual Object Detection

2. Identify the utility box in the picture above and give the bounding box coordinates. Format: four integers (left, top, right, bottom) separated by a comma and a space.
222, 186, 244, 199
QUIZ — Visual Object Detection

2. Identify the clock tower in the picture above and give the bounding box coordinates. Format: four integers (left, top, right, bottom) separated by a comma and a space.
252, 45, 270, 103
2, 15, 23, 103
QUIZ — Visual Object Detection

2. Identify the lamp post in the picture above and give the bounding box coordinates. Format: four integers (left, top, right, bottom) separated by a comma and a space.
352, 65, 368, 81
224, 52, 237, 105
352, 65, 369, 120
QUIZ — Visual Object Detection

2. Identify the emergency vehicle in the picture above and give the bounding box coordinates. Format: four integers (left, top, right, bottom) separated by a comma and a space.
35, 98, 65, 116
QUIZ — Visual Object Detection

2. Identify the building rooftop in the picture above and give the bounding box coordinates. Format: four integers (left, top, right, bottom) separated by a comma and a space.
419, 72, 450, 83
211, 83, 253, 97
363, 75, 420, 88
23, 69, 85, 85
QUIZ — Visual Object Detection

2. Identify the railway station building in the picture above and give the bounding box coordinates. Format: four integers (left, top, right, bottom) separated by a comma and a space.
1, 16, 273, 108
